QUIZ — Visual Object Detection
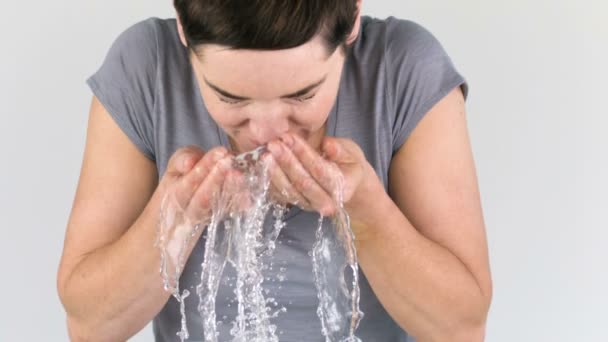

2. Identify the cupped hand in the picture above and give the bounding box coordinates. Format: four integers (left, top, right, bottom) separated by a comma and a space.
263, 133, 376, 218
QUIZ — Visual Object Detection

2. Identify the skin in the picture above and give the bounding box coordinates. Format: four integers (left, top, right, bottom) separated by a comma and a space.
178, 8, 363, 215
57, 1, 492, 341
184, 36, 355, 215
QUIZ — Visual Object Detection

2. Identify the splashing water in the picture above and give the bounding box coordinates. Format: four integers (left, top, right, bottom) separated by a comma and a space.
157, 188, 205, 341
156, 146, 363, 341
310, 162, 363, 342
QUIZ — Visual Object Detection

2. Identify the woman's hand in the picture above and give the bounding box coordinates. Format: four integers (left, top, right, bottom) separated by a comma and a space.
161, 145, 238, 223
264, 133, 383, 226
156, 145, 239, 291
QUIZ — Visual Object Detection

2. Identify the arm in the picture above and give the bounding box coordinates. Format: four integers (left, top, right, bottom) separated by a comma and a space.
56, 97, 211, 341
57, 96, 172, 341
351, 87, 493, 341
222, 85, 491, 341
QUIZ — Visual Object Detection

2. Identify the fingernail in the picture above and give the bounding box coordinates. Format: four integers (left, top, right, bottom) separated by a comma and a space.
324, 142, 337, 160
213, 151, 226, 162
281, 134, 294, 147
181, 154, 193, 170
261, 153, 274, 165
322, 204, 336, 217
216, 157, 232, 172
268, 142, 282, 156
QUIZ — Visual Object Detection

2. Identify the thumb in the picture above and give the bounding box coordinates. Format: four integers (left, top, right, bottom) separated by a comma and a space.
323, 137, 358, 163
322, 137, 340, 161
168, 145, 205, 176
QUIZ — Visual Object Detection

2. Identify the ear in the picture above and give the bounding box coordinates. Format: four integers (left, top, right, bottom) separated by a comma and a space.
345, 0, 363, 45
175, 12, 188, 47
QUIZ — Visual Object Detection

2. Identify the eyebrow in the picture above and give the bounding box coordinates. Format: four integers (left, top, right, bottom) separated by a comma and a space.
203, 75, 327, 101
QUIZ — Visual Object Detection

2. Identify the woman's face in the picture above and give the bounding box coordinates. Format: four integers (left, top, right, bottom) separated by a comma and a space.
189, 36, 347, 154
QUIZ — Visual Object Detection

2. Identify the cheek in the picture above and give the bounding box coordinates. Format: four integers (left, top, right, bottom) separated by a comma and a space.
201, 92, 245, 128
292, 92, 336, 129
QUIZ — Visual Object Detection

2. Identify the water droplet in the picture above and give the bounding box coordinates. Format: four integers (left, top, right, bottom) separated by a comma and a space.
157, 149, 362, 341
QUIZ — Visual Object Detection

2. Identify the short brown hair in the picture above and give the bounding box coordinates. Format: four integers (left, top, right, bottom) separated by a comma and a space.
174, 0, 358, 54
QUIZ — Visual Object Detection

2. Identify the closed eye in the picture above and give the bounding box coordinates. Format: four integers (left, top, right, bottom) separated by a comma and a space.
292, 93, 316, 102
220, 94, 316, 104
219, 97, 244, 104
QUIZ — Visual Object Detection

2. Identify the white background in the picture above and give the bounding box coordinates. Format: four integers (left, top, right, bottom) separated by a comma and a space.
0, 0, 606, 341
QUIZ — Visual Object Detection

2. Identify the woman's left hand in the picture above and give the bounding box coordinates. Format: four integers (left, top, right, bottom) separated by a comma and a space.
264, 133, 381, 221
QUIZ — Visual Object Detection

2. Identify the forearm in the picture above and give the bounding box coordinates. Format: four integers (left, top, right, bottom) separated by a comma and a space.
352, 194, 490, 341
61, 190, 200, 341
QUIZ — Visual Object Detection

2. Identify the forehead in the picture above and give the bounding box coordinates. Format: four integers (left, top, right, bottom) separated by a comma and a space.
196, 33, 333, 65
191, 36, 341, 98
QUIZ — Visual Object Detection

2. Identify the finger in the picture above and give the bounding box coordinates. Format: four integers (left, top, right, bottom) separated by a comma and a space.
221, 166, 256, 213
267, 139, 336, 216
282, 133, 343, 197
262, 154, 311, 209
165, 145, 205, 177
322, 136, 361, 164
185, 156, 232, 221
322, 137, 368, 202
173, 146, 229, 209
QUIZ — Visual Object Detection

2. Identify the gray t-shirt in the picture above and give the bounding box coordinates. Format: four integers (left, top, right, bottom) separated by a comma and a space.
87, 15, 467, 342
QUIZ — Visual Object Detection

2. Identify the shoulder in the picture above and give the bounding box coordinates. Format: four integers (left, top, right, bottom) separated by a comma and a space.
357, 16, 444, 61
353, 16, 462, 100
104, 17, 182, 67
110, 17, 162, 54
90, 16, 188, 106
347, 17, 467, 154
114, 17, 178, 42
358, 16, 466, 99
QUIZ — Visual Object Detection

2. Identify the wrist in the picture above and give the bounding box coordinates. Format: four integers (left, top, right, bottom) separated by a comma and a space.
344, 165, 391, 242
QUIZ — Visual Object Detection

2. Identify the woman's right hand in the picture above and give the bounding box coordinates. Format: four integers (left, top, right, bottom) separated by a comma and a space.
161, 145, 236, 223
156, 145, 235, 291
59, 98, 247, 340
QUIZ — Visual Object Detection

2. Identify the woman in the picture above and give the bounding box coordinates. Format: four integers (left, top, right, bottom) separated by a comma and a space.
57, 0, 493, 341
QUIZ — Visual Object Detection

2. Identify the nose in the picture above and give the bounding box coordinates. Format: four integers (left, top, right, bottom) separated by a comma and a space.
248, 106, 290, 145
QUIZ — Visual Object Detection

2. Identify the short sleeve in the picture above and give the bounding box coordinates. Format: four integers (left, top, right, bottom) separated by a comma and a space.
385, 18, 469, 154
86, 18, 159, 161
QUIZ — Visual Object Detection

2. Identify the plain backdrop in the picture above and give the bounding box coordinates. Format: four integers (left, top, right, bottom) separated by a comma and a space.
1, 0, 606, 341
